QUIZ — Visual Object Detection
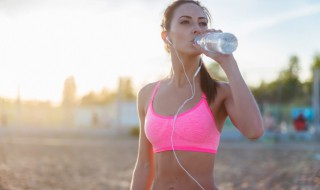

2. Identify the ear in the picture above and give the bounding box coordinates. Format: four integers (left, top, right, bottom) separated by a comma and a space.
161, 31, 169, 44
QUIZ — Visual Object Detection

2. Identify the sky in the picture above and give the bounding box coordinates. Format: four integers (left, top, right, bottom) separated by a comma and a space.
0, 0, 320, 104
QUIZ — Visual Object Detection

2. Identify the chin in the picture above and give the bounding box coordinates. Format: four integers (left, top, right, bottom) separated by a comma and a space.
189, 49, 202, 56
182, 49, 201, 56
175, 45, 201, 56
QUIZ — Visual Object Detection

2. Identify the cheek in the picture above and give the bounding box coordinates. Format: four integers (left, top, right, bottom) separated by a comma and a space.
171, 30, 189, 45
170, 25, 190, 41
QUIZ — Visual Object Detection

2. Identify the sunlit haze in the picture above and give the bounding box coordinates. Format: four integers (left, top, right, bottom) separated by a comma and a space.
1, 0, 320, 104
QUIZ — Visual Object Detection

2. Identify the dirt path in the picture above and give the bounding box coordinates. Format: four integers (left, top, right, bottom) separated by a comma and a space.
0, 128, 319, 190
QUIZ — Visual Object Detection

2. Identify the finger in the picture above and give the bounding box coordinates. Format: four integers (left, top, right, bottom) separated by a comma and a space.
207, 29, 222, 33
199, 29, 207, 35
205, 29, 216, 33
198, 28, 213, 34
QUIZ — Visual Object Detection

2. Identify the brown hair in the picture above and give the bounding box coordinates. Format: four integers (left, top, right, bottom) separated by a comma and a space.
161, 0, 218, 104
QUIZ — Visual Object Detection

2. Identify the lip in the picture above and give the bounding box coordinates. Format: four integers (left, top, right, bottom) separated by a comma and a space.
191, 40, 197, 45
191, 37, 198, 42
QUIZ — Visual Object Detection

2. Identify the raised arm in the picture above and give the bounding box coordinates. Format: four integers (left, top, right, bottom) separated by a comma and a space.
130, 85, 154, 190
219, 55, 264, 139
193, 29, 264, 139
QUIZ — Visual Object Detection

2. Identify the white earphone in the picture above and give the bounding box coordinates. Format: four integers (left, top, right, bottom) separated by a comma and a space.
167, 34, 205, 190
194, 64, 201, 77
166, 36, 173, 45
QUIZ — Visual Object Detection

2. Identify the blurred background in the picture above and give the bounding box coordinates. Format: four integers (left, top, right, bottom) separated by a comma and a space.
0, 0, 320, 189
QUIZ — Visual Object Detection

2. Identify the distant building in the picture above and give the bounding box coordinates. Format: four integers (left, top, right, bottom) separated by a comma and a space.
74, 101, 139, 130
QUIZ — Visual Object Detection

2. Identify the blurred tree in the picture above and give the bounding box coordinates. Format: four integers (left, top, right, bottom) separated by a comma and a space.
279, 55, 300, 80
303, 53, 320, 104
79, 78, 136, 106
276, 55, 303, 104
311, 53, 320, 70
99, 87, 116, 103
207, 62, 227, 81
62, 76, 77, 106
311, 53, 320, 130
252, 55, 303, 104
118, 77, 136, 101
251, 54, 320, 124
81, 91, 96, 105
80, 88, 116, 105
252, 80, 272, 103
62, 76, 77, 127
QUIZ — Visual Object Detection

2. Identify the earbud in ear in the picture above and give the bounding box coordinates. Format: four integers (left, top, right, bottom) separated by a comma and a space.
166, 36, 172, 45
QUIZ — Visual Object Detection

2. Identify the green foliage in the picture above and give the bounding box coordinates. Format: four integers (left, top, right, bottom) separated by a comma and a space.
80, 88, 116, 105
118, 77, 137, 101
252, 55, 311, 106
207, 62, 228, 81
311, 53, 320, 70
279, 55, 300, 80
130, 127, 140, 137
79, 77, 137, 106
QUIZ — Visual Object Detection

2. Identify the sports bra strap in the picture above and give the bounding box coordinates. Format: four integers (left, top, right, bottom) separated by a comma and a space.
149, 81, 161, 105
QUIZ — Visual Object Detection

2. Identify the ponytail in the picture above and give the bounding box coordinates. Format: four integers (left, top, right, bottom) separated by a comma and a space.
199, 59, 218, 105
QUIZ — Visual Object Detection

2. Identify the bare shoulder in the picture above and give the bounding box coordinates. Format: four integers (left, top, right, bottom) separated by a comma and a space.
137, 81, 159, 113
138, 82, 158, 100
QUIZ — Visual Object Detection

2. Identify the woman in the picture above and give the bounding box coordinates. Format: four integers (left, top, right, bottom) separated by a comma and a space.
130, 1, 264, 189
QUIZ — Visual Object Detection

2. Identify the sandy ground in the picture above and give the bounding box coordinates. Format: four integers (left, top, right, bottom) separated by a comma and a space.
0, 128, 319, 190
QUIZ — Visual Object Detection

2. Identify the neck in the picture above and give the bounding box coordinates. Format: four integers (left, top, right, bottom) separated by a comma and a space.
169, 52, 201, 87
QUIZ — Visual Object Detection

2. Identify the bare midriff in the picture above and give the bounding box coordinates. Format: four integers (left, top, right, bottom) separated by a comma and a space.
151, 151, 219, 190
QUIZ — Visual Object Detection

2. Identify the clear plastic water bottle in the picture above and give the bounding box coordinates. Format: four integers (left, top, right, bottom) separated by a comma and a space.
194, 32, 238, 54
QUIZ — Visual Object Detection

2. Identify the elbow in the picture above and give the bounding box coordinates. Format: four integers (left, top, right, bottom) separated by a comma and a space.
247, 128, 264, 140
243, 121, 265, 140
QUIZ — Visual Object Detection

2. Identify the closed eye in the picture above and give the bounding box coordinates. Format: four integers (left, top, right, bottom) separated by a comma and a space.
199, 22, 208, 27
180, 20, 190, 24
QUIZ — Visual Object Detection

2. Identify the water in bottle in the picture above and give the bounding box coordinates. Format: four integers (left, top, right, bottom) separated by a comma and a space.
194, 32, 238, 54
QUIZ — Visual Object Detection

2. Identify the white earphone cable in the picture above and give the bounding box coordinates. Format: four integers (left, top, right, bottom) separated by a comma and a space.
170, 43, 205, 190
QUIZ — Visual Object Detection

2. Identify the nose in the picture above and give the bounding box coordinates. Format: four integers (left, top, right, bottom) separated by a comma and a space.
192, 25, 201, 35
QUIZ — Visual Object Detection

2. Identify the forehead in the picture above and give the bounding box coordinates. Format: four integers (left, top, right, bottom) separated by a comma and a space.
172, 3, 207, 20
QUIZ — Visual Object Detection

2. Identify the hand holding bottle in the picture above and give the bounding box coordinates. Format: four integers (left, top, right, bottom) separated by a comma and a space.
193, 29, 238, 63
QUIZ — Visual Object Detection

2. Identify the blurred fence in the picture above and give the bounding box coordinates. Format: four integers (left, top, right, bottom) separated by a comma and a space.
0, 99, 139, 131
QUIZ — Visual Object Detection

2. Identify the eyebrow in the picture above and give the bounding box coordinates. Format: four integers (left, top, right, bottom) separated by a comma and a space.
179, 16, 208, 21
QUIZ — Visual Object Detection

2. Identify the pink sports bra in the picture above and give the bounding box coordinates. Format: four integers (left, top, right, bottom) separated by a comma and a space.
145, 82, 221, 154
